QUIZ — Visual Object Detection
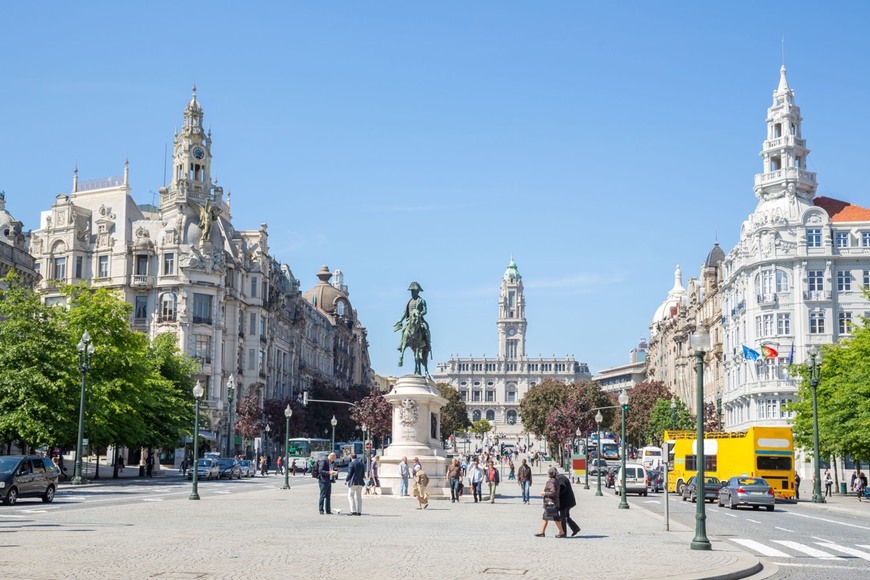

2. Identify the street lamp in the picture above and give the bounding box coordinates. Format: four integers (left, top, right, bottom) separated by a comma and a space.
189, 381, 204, 500
330, 415, 338, 452
282, 405, 292, 490
670, 398, 677, 430
72, 331, 94, 485
618, 390, 630, 509
578, 428, 589, 489
690, 328, 712, 550
595, 411, 603, 496
264, 423, 271, 463
362, 423, 370, 478
225, 374, 235, 457
808, 346, 825, 504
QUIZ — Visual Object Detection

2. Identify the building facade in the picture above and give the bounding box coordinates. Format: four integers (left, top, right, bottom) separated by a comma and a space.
433, 259, 592, 438
28, 90, 372, 457
0, 192, 38, 288
595, 338, 648, 394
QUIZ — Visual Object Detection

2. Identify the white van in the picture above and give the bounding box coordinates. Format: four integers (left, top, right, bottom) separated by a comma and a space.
637, 446, 663, 469
615, 463, 648, 496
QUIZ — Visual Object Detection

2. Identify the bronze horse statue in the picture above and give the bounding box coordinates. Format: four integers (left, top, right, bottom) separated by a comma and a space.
395, 282, 432, 376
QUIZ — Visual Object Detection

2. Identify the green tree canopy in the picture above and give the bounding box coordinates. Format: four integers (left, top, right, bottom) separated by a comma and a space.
519, 379, 572, 437
622, 380, 671, 447
470, 418, 492, 437
647, 396, 694, 445
436, 383, 470, 440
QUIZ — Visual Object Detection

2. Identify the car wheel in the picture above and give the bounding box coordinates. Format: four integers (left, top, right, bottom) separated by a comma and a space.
766, 505, 774, 512
729, 495, 736, 510
676, 481, 684, 495
691, 493, 696, 503
4, 487, 18, 505
718, 497, 724, 507
42, 485, 55, 503
643, 491, 648, 497
753, 505, 759, 510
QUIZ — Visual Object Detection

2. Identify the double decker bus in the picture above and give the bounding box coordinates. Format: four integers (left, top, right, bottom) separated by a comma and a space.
665, 427, 795, 500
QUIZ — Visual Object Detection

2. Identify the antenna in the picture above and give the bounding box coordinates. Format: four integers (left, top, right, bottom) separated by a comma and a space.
781, 35, 785, 67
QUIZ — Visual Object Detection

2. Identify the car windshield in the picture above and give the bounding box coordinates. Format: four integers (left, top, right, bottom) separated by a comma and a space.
196, 459, 212, 467
218, 459, 235, 467
705, 477, 720, 484
737, 477, 766, 486
0, 458, 21, 474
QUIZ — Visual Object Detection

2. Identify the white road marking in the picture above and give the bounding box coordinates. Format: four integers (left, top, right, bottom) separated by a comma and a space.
722, 512, 737, 518
774, 527, 794, 533
777, 563, 863, 570
747, 519, 761, 524
0, 515, 29, 519
19, 510, 47, 514
772, 540, 843, 559
815, 542, 870, 561
858, 545, 870, 550
787, 511, 870, 530
143, 498, 164, 502
215, 491, 231, 494
731, 539, 792, 558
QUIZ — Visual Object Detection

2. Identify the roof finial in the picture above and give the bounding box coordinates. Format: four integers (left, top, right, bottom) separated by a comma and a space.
192, 82, 197, 95
781, 34, 785, 68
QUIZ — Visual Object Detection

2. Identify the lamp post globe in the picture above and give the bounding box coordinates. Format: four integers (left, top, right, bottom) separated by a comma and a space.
689, 329, 712, 550
330, 415, 338, 452
595, 411, 603, 496
225, 374, 236, 458
72, 331, 94, 485
264, 423, 271, 464
189, 381, 204, 500
808, 346, 825, 504
617, 390, 630, 509
282, 405, 292, 490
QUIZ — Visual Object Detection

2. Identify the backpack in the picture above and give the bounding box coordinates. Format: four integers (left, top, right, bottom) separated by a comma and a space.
311, 460, 321, 479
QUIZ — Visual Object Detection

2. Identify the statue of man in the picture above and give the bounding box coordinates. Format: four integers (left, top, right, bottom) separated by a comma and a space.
394, 282, 431, 368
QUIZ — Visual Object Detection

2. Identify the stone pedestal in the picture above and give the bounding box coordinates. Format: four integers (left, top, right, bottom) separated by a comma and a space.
378, 375, 449, 496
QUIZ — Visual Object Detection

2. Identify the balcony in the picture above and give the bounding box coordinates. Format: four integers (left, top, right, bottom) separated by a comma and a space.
131, 274, 154, 287
757, 293, 777, 306
754, 167, 817, 188
192, 316, 213, 325
259, 334, 267, 344
803, 290, 831, 301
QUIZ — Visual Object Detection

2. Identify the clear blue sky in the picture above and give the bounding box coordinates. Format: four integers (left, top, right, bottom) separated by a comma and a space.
3, 2, 870, 376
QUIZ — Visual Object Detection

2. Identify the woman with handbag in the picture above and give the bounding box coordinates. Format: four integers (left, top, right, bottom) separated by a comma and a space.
535, 468, 566, 538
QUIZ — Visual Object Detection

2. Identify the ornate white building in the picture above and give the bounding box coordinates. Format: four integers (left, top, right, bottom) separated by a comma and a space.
433, 259, 592, 437
28, 89, 372, 458
0, 192, 38, 288
720, 66, 870, 430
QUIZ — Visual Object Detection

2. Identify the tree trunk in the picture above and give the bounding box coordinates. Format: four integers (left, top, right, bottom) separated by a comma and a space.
112, 446, 119, 479
94, 450, 101, 479
833, 456, 840, 492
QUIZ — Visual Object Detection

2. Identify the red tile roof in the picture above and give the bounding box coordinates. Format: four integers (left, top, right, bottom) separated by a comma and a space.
813, 196, 870, 222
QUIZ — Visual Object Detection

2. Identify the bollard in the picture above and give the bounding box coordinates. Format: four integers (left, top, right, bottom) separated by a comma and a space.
840, 482, 847, 495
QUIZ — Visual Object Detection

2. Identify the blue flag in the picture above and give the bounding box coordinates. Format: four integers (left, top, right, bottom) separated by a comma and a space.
787, 343, 794, 365
742, 345, 760, 361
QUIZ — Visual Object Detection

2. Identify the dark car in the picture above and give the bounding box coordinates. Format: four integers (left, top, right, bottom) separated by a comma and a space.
588, 459, 608, 476
682, 476, 723, 503
217, 458, 242, 480
187, 458, 219, 481
0, 456, 59, 505
718, 476, 775, 511
647, 467, 664, 493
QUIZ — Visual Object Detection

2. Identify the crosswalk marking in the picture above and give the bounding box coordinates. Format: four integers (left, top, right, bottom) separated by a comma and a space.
731, 539, 792, 558
771, 540, 842, 559
815, 542, 870, 561
858, 545, 870, 550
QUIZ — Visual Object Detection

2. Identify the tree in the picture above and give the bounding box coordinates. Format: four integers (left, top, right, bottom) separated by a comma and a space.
436, 383, 470, 441
350, 390, 392, 447
647, 396, 694, 445
542, 382, 614, 464
622, 380, 671, 448
702, 401, 719, 433
519, 379, 572, 438
470, 418, 492, 438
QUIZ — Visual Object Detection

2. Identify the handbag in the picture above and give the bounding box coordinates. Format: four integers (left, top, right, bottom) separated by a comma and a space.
544, 502, 559, 517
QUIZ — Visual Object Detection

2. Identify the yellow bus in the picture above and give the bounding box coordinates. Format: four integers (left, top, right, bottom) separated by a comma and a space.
664, 427, 795, 500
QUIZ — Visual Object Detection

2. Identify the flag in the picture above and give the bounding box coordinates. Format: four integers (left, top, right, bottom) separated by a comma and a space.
742, 345, 760, 361
787, 343, 795, 365
761, 345, 779, 359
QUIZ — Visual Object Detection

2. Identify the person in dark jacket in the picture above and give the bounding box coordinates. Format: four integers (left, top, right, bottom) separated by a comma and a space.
535, 468, 566, 537
345, 453, 366, 515
318, 452, 338, 515
556, 471, 580, 536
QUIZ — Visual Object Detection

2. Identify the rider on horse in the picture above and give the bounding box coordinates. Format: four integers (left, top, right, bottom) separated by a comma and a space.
394, 281, 431, 374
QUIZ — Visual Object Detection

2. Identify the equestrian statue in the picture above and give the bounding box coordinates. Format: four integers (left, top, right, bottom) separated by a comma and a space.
394, 281, 432, 376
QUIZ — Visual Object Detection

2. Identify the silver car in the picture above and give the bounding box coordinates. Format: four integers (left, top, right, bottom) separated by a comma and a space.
718, 476, 775, 511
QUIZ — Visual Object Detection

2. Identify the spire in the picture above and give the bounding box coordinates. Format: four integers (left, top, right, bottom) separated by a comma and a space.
73, 166, 78, 192
123, 157, 129, 185
671, 264, 684, 294
777, 65, 789, 93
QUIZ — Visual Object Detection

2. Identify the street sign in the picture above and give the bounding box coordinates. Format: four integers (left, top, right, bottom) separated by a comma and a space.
365, 441, 372, 450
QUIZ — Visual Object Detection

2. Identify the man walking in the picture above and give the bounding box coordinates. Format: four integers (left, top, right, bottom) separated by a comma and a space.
399, 457, 410, 497
518, 458, 532, 504
447, 458, 462, 503
346, 452, 365, 516
556, 470, 580, 536
486, 460, 500, 503
317, 452, 339, 515
468, 458, 484, 503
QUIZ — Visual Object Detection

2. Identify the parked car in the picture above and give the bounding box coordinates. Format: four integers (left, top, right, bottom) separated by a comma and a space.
615, 463, 648, 496
682, 476, 723, 503
718, 476, 775, 511
217, 458, 242, 480
187, 458, 219, 481
0, 456, 59, 505
238, 460, 256, 478
588, 459, 608, 476
646, 467, 664, 493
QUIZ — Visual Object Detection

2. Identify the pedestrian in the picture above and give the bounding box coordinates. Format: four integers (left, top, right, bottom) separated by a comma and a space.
413, 467, 430, 510
259, 455, 267, 476
535, 467, 566, 538
276, 455, 283, 476
146, 452, 155, 477
317, 452, 338, 515
508, 459, 516, 480
857, 471, 867, 502
468, 458, 484, 503
824, 469, 833, 497
345, 452, 365, 516
486, 460, 500, 503
180, 457, 188, 477
518, 458, 532, 504
412, 457, 422, 476
291, 459, 297, 476
556, 470, 581, 536
399, 456, 410, 497
794, 471, 801, 500
447, 458, 462, 503
369, 455, 381, 494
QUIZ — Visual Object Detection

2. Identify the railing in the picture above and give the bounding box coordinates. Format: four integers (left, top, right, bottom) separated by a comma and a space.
757, 293, 777, 306
158, 315, 176, 323
77, 176, 124, 191
803, 290, 831, 301
192, 316, 213, 325
131, 274, 153, 286
754, 167, 817, 187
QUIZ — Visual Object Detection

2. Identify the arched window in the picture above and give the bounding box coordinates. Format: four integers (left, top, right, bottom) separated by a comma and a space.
472, 410, 481, 422
485, 409, 495, 421
336, 300, 347, 317
506, 410, 517, 425
160, 292, 177, 321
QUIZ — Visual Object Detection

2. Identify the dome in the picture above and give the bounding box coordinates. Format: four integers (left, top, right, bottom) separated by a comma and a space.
705, 243, 725, 269
650, 265, 686, 331
503, 258, 521, 281
302, 265, 352, 316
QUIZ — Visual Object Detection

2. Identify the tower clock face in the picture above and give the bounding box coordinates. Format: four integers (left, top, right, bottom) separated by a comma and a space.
507, 326, 517, 336
192, 146, 205, 160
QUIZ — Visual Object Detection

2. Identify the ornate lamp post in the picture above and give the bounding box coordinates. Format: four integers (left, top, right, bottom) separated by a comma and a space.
362, 424, 371, 477
225, 374, 235, 457
594, 411, 603, 496
282, 405, 292, 490
618, 390, 630, 509
264, 423, 271, 462
808, 346, 825, 504
690, 328, 712, 550
670, 398, 676, 430
189, 381, 204, 500
330, 415, 338, 452
72, 331, 95, 485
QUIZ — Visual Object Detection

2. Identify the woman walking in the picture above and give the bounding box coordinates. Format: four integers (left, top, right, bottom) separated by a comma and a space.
535, 468, 566, 538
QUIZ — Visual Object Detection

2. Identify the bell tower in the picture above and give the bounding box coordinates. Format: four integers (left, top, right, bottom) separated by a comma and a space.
498, 258, 526, 359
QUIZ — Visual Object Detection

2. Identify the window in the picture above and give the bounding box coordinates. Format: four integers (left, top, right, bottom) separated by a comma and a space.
98, 255, 109, 278
160, 293, 177, 321
459, 390, 467, 402
248, 349, 256, 370
485, 409, 495, 421
134, 296, 147, 321
506, 410, 517, 425
260, 315, 266, 337
192, 293, 213, 324
757, 456, 792, 471
863, 232, 870, 247
839, 311, 853, 334
809, 311, 825, 334
776, 313, 791, 335
835, 231, 849, 248
685, 455, 718, 472
865, 271, 870, 289
506, 340, 517, 359
75, 256, 83, 279
258, 350, 265, 373
472, 391, 481, 402
163, 252, 175, 275
806, 228, 822, 248
775, 271, 789, 293
250, 313, 257, 335
837, 270, 852, 292
135, 254, 147, 276
485, 390, 495, 402
193, 335, 212, 364
506, 389, 516, 403
807, 270, 823, 292
250, 276, 258, 298
762, 314, 775, 337
472, 410, 481, 421
53, 257, 66, 281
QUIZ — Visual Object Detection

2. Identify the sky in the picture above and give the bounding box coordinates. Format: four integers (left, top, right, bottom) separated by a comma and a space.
3, 2, 870, 377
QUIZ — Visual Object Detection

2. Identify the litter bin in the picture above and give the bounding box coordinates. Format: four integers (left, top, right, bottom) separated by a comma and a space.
840, 482, 847, 495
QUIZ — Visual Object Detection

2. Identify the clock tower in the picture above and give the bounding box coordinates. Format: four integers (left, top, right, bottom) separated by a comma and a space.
498, 258, 526, 359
